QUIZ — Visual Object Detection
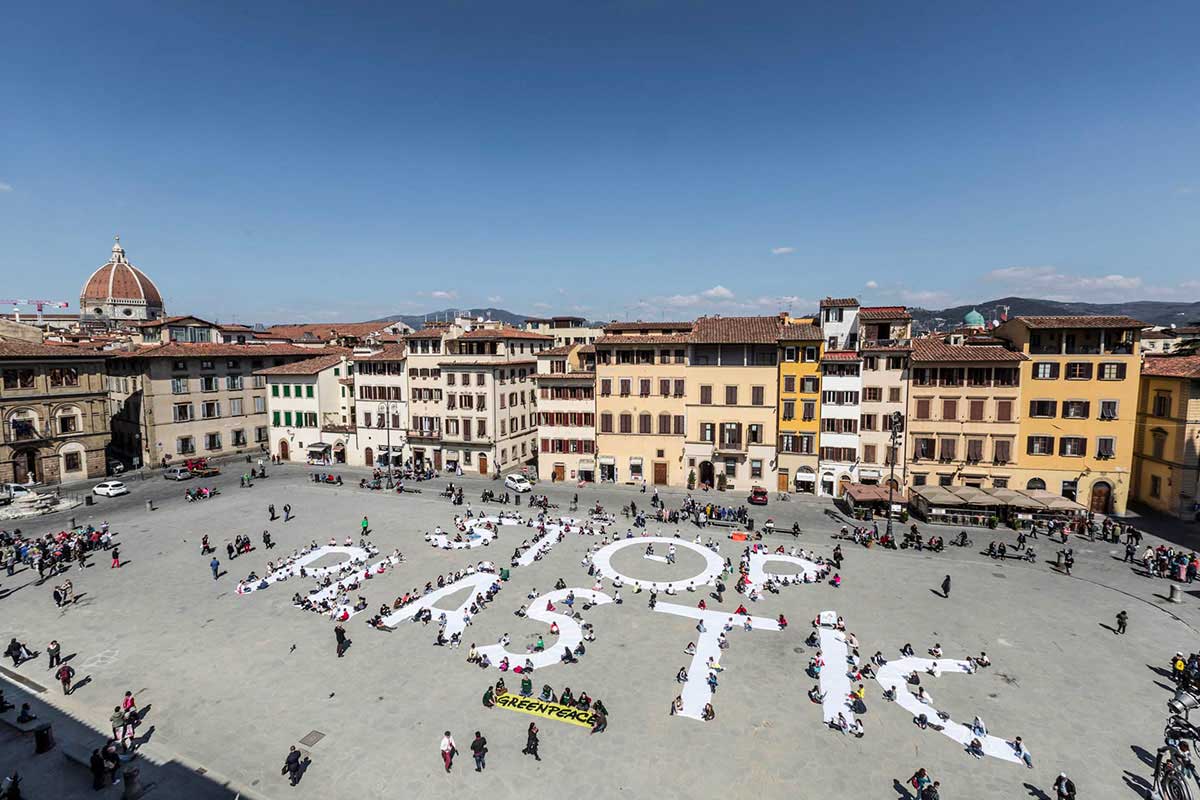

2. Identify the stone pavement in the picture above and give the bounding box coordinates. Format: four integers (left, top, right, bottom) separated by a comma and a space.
1, 463, 1195, 799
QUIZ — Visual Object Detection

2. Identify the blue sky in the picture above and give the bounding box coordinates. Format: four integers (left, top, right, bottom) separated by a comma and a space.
2, 2, 1197, 323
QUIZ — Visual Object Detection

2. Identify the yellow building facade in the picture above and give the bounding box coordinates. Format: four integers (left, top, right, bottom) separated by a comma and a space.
776, 317, 823, 493
1131, 356, 1200, 520
594, 323, 691, 486
993, 316, 1143, 514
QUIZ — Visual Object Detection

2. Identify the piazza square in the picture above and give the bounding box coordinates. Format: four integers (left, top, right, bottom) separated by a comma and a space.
1, 463, 1195, 799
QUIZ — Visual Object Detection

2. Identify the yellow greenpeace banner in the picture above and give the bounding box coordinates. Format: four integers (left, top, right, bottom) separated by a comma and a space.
493, 693, 595, 728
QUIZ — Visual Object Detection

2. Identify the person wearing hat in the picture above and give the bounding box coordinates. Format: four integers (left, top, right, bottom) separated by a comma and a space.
1053, 772, 1076, 799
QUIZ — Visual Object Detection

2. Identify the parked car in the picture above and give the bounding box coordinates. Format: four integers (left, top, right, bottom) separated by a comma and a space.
107, 459, 126, 476
164, 466, 194, 481
93, 481, 129, 497
748, 486, 769, 506
504, 474, 533, 493
0, 483, 35, 505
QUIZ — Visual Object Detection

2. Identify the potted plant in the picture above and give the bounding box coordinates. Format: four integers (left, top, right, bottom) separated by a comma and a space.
987, 515, 998, 529
899, 509, 909, 523
687, 469, 696, 491
717, 473, 727, 491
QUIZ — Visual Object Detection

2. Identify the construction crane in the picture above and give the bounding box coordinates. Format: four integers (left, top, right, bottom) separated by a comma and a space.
1, 299, 70, 325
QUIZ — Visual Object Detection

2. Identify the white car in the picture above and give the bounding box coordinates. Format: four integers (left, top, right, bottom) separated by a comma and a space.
93, 481, 129, 497
504, 474, 532, 493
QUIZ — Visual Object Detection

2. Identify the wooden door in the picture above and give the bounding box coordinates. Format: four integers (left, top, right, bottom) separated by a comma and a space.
553, 464, 565, 482
364, 447, 373, 467
777, 470, 789, 491
479, 453, 488, 475
1089, 482, 1112, 514
653, 461, 668, 485
278, 440, 289, 460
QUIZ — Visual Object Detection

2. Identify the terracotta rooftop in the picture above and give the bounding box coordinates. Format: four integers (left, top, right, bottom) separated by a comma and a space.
535, 372, 596, 380
255, 353, 347, 376
777, 322, 824, 341
911, 337, 1027, 363
264, 322, 390, 342
111, 342, 323, 360
458, 327, 553, 341
406, 328, 446, 339
81, 240, 163, 306
603, 321, 694, 333
356, 343, 407, 361
858, 306, 911, 321
578, 344, 596, 354
821, 350, 862, 361
130, 315, 215, 328
439, 359, 537, 367
1007, 315, 1148, 330
538, 345, 575, 357
1142, 355, 1200, 379
595, 334, 692, 345
0, 340, 110, 360
819, 297, 860, 308
690, 315, 784, 345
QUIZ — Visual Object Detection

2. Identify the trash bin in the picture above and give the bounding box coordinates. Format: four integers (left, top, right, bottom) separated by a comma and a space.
34, 723, 54, 753
145, 500, 154, 512
85, 495, 95, 506
122, 766, 145, 799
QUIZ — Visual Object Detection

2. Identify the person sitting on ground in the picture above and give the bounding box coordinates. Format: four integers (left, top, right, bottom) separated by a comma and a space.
561, 646, 577, 664
848, 718, 865, 738
900, 643, 915, 656
684, 642, 696, 656
915, 686, 930, 704
670, 696, 684, 716
971, 715, 988, 737
702, 703, 715, 721
928, 643, 943, 658
515, 605, 527, 618
882, 685, 897, 702
831, 712, 850, 733
560, 687, 574, 706
977, 652, 991, 667
520, 677, 533, 697
808, 685, 825, 703
539, 685, 556, 703
16, 703, 36, 723
967, 737, 985, 758
482, 686, 495, 708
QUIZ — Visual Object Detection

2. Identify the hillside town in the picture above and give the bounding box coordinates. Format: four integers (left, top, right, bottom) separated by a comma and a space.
4, 237, 1198, 523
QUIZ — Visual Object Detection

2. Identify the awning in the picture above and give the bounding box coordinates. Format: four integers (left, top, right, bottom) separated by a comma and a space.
912, 486, 965, 506
598, 456, 615, 466
307, 442, 331, 453
577, 459, 595, 469
794, 473, 816, 483
629, 457, 643, 466
858, 469, 882, 479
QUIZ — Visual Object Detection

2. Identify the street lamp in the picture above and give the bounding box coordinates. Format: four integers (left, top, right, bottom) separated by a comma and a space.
377, 402, 394, 489
885, 410, 904, 539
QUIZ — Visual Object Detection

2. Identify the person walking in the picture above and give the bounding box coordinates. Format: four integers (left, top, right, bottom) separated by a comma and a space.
110, 546, 120, 569
470, 731, 488, 771
210, 557, 220, 580
47, 640, 61, 670
56, 663, 75, 694
268, 504, 276, 521
1053, 772, 1076, 800
283, 745, 302, 786
361, 516, 370, 536
440, 731, 457, 772
334, 624, 348, 657
1115, 610, 1128, 635
263, 531, 274, 550
522, 722, 540, 761
283, 504, 292, 522
940, 575, 951, 598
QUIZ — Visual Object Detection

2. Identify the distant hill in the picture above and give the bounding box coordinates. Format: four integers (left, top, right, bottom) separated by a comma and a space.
372, 307, 528, 330
912, 296, 1200, 330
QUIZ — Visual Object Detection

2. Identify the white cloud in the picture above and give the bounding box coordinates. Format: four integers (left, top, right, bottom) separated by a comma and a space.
985, 265, 1061, 285
1076, 274, 1142, 291
0, 182, 12, 193
532, 302, 552, 310
430, 290, 458, 300
986, 265, 1148, 297
664, 293, 703, 308
771, 247, 794, 255
898, 289, 955, 306
487, 295, 503, 303
702, 285, 734, 300
864, 280, 878, 289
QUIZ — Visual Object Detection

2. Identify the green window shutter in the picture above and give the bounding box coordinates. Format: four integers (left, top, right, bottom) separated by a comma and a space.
333, 368, 340, 376
284, 411, 293, 426
271, 385, 279, 397
282, 385, 291, 397
306, 385, 314, 398
272, 411, 280, 426
294, 384, 301, 397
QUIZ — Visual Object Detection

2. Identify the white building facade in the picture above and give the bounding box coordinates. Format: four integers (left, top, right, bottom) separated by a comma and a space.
353, 344, 410, 470
816, 298, 862, 497
534, 345, 597, 483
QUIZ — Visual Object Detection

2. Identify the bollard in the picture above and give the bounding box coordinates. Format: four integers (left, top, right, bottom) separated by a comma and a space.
33, 723, 54, 754
1170, 584, 1184, 603
122, 766, 145, 799
145, 499, 154, 512
69, 517, 76, 530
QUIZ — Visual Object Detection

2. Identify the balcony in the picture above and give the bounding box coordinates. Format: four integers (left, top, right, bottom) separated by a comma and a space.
409, 429, 442, 440
715, 439, 745, 454
862, 338, 911, 348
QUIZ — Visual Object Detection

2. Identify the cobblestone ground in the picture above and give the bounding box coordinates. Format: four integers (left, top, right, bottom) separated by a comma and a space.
2, 463, 1196, 799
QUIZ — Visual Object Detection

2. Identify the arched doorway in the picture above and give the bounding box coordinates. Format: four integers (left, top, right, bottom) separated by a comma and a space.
12, 449, 39, 484
1026, 478, 1045, 491
886, 477, 900, 491
837, 475, 851, 498
333, 442, 346, 464
278, 440, 290, 461
364, 447, 374, 467
699, 460, 714, 487
1089, 481, 1113, 514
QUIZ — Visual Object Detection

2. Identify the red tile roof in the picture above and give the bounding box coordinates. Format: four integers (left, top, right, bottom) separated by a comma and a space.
111, 342, 324, 360
911, 337, 1027, 363
858, 306, 911, 321
356, 343, 407, 361
1008, 315, 1148, 330
406, 328, 446, 339
1142, 355, 1200, 378
821, 350, 862, 361
690, 315, 784, 344
819, 297, 860, 308
538, 345, 575, 357
264, 322, 391, 342
458, 327, 553, 341
777, 323, 823, 341
0, 340, 110, 360
596, 334, 692, 345
535, 372, 596, 380
129, 315, 216, 328
604, 321, 694, 333
255, 353, 347, 376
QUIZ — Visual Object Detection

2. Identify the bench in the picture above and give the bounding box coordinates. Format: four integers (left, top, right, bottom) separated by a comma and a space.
706, 518, 740, 528
62, 740, 93, 768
